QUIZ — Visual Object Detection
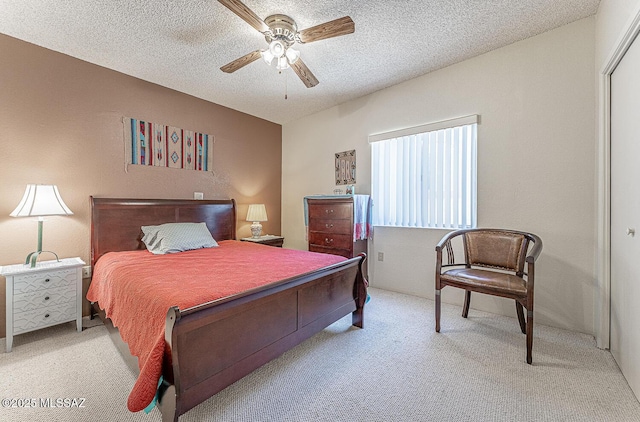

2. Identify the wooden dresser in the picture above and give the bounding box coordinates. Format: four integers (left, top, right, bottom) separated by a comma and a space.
306, 197, 367, 259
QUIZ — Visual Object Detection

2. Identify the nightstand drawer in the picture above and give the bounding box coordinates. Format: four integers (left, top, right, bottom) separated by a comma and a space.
309, 232, 353, 250
13, 268, 78, 294
240, 236, 284, 247
13, 302, 76, 334
309, 218, 352, 234
255, 237, 284, 247
13, 284, 76, 313
308, 203, 352, 220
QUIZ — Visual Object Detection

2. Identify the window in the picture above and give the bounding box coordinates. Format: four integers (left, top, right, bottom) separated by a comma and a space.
370, 115, 477, 229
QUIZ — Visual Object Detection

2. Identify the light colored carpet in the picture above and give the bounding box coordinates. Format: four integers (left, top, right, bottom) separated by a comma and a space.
1, 288, 639, 422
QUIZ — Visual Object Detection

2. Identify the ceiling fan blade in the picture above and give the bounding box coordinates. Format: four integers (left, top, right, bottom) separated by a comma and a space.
291, 58, 319, 88
297, 16, 355, 44
217, 0, 268, 33
220, 50, 262, 73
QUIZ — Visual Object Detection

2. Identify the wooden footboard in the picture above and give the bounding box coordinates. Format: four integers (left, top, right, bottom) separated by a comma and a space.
158, 254, 366, 421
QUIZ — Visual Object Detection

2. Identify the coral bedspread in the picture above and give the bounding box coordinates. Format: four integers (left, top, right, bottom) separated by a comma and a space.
86, 240, 347, 412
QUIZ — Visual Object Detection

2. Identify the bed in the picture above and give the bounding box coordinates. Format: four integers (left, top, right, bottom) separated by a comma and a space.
88, 197, 368, 422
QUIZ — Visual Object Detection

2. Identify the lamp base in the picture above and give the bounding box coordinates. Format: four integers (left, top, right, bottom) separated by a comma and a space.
250, 222, 263, 238
25, 250, 60, 268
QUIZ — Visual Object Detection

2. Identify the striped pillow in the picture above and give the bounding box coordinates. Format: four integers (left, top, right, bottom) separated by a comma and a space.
141, 222, 218, 254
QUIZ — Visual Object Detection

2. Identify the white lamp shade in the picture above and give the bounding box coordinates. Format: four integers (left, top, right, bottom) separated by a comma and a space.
246, 204, 267, 222
261, 49, 274, 65
285, 47, 300, 64
269, 40, 286, 58
276, 55, 289, 70
10, 184, 73, 217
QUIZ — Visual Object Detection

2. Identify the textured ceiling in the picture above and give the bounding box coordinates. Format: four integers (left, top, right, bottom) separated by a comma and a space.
0, 0, 600, 124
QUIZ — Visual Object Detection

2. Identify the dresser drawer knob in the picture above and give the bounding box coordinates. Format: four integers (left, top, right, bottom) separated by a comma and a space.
325, 209, 334, 214
44, 313, 50, 318
44, 296, 50, 301
44, 278, 51, 283
325, 238, 334, 244
325, 223, 334, 228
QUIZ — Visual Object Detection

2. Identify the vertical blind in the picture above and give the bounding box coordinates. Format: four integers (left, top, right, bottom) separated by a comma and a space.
370, 115, 478, 229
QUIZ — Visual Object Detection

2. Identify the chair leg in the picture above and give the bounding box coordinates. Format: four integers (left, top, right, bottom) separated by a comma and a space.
462, 290, 471, 318
516, 302, 526, 334
526, 309, 533, 364
435, 289, 441, 332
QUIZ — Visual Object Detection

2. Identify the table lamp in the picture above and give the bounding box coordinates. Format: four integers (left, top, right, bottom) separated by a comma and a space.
10, 184, 73, 267
246, 204, 267, 238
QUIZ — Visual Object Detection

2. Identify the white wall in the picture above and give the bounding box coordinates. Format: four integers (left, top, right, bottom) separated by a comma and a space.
596, 0, 640, 64
282, 18, 597, 335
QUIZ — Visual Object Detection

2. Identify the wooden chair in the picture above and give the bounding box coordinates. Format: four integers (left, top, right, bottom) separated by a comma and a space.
435, 228, 542, 364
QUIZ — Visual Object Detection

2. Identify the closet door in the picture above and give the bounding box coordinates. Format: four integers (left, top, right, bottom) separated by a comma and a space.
610, 33, 640, 398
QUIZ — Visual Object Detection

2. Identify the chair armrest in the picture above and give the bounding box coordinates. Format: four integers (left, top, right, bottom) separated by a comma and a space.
435, 229, 468, 251
525, 234, 543, 264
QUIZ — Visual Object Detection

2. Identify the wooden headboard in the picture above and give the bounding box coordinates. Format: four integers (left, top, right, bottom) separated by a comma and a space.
90, 197, 237, 268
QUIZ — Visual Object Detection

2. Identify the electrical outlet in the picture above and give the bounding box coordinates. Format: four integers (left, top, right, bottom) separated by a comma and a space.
82, 266, 92, 279
378, 252, 384, 261
194, 192, 204, 200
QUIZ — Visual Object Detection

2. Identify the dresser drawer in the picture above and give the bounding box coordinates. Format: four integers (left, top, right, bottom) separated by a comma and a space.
13, 302, 76, 334
309, 218, 352, 234
309, 245, 352, 258
308, 203, 352, 220
13, 268, 78, 295
13, 284, 76, 313
309, 232, 353, 250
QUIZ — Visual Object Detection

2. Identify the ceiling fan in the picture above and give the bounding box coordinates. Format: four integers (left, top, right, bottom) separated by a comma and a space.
217, 0, 355, 88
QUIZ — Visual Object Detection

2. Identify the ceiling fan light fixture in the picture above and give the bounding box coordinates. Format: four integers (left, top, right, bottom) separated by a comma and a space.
276, 55, 289, 70
260, 49, 274, 65
269, 40, 286, 58
285, 47, 300, 64
218, 0, 355, 88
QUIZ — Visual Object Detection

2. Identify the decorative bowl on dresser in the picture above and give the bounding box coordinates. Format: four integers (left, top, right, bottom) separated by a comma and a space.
1, 257, 84, 352
305, 196, 368, 259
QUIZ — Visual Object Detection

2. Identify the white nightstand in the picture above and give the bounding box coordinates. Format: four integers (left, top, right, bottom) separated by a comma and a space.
1, 257, 84, 352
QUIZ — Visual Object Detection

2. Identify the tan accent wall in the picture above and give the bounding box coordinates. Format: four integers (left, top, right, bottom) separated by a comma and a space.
0, 34, 282, 338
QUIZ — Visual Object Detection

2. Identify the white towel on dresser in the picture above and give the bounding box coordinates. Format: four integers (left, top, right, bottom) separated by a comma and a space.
353, 194, 372, 241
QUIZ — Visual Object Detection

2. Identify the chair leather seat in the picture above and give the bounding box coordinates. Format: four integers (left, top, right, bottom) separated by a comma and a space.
441, 268, 526, 296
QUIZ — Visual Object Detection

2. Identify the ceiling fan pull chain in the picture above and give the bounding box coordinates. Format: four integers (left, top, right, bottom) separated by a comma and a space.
279, 70, 288, 100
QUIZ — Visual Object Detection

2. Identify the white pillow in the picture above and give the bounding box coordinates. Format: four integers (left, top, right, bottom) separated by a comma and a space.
141, 222, 218, 254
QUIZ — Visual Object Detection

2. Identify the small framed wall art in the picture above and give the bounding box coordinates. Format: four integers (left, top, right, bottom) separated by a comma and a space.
335, 150, 356, 185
